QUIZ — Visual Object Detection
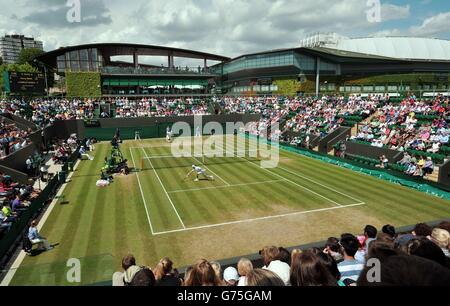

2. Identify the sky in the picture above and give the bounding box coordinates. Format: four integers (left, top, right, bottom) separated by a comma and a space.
1, 0, 450, 64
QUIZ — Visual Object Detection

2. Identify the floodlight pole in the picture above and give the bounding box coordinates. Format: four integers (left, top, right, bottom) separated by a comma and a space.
35, 59, 49, 97
43, 65, 49, 98
315, 57, 320, 97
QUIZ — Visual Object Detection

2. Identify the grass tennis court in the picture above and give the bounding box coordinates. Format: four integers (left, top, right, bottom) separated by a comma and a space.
8, 135, 450, 285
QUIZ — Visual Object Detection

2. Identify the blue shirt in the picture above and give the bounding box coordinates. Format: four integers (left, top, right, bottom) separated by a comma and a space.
338, 259, 364, 282
28, 227, 40, 240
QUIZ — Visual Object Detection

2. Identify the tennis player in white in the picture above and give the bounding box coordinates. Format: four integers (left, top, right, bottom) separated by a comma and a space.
166, 126, 174, 143
185, 165, 214, 182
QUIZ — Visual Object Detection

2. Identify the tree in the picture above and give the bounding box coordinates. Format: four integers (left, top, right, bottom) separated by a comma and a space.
17, 48, 44, 67
0, 56, 3, 66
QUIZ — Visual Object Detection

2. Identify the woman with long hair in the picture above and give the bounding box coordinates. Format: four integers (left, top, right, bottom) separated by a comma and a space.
290, 250, 338, 286
153, 257, 182, 286
183, 259, 222, 286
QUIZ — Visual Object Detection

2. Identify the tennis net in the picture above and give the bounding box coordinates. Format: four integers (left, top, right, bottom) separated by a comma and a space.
140, 149, 262, 171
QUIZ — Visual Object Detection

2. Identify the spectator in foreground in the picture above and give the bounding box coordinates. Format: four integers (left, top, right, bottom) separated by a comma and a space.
382, 224, 396, 239
245, 269, 285, 286
260, 246, 291, 285
402, 238, 448, 267
324, 237, 343, 263
223, 267, 239, 286
438, 221, 450, 234
363, 225, 378, 251
429, 228, 450, 257
237, 258, 253, 286
338, 234, 364, 283
183, 259, 222, 286
210, 261, 223, 284
290, 250, 337, 286
357, 255, 450, 286
28, 220, 53, 251
317, 252, 346, 286
113, 254, 141, 286
128, 267, 156, 286
278, 247, 291, 266
153, 257, 181, 286
413, 223, 433, 237
395, 223, 432, 247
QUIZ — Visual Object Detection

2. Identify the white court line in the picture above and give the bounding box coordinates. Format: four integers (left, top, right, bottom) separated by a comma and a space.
168, 179, 285, 194
152, 203, 366, 236
141, 147, 186, 229
239, 135, 364, 204
130, 148, 155, 235
216, 144, 343, 207
277, 166, 365, 204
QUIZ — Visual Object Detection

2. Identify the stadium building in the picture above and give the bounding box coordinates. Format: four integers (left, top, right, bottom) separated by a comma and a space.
36, 33, 450, 97
216, 33, 450, 96
0, 34, 43, 64
36, 43, 229, 96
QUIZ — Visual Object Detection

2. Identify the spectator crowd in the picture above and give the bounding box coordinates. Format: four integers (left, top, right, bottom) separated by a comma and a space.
113, 222, 450, 286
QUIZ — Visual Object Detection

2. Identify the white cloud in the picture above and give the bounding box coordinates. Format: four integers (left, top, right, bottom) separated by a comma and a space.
0, 0, 434, 59
380, 3, 410, 21
409, 12, 450, 37
369, 11, 450, 39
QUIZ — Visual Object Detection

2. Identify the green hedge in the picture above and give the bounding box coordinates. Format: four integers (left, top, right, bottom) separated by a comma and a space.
273, 79, 302, 96
440, 146, 450, 154
337, 115, 364, 122
66, 72, 101, 97
415, 114, 439, 121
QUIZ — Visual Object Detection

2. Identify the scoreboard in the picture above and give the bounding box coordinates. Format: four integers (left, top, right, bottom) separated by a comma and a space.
4, 71, 45, 95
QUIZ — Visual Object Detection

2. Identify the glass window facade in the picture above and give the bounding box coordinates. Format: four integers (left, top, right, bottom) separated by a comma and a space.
222, 50, 337, 75
56, 48, 102, 72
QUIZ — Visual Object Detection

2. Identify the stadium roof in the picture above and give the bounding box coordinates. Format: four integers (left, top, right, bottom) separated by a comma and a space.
223, 36, 450, 65
310, 35, 450, 62
37, 43, 230, 65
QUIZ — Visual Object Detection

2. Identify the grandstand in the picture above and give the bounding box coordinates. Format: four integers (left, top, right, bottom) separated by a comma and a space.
0, 92, 449, 287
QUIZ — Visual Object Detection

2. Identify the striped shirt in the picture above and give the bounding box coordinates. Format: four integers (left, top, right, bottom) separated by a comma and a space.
338, 259, 364, 282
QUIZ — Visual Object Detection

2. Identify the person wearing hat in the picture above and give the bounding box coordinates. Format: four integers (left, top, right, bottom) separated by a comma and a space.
223, 267, 240, 286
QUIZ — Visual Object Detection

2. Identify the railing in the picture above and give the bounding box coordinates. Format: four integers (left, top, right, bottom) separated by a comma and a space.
101, 66, 219, 76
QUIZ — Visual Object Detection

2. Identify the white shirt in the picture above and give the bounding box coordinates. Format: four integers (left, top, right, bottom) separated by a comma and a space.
263, 260, 290, 285
193, 166, 205, 174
